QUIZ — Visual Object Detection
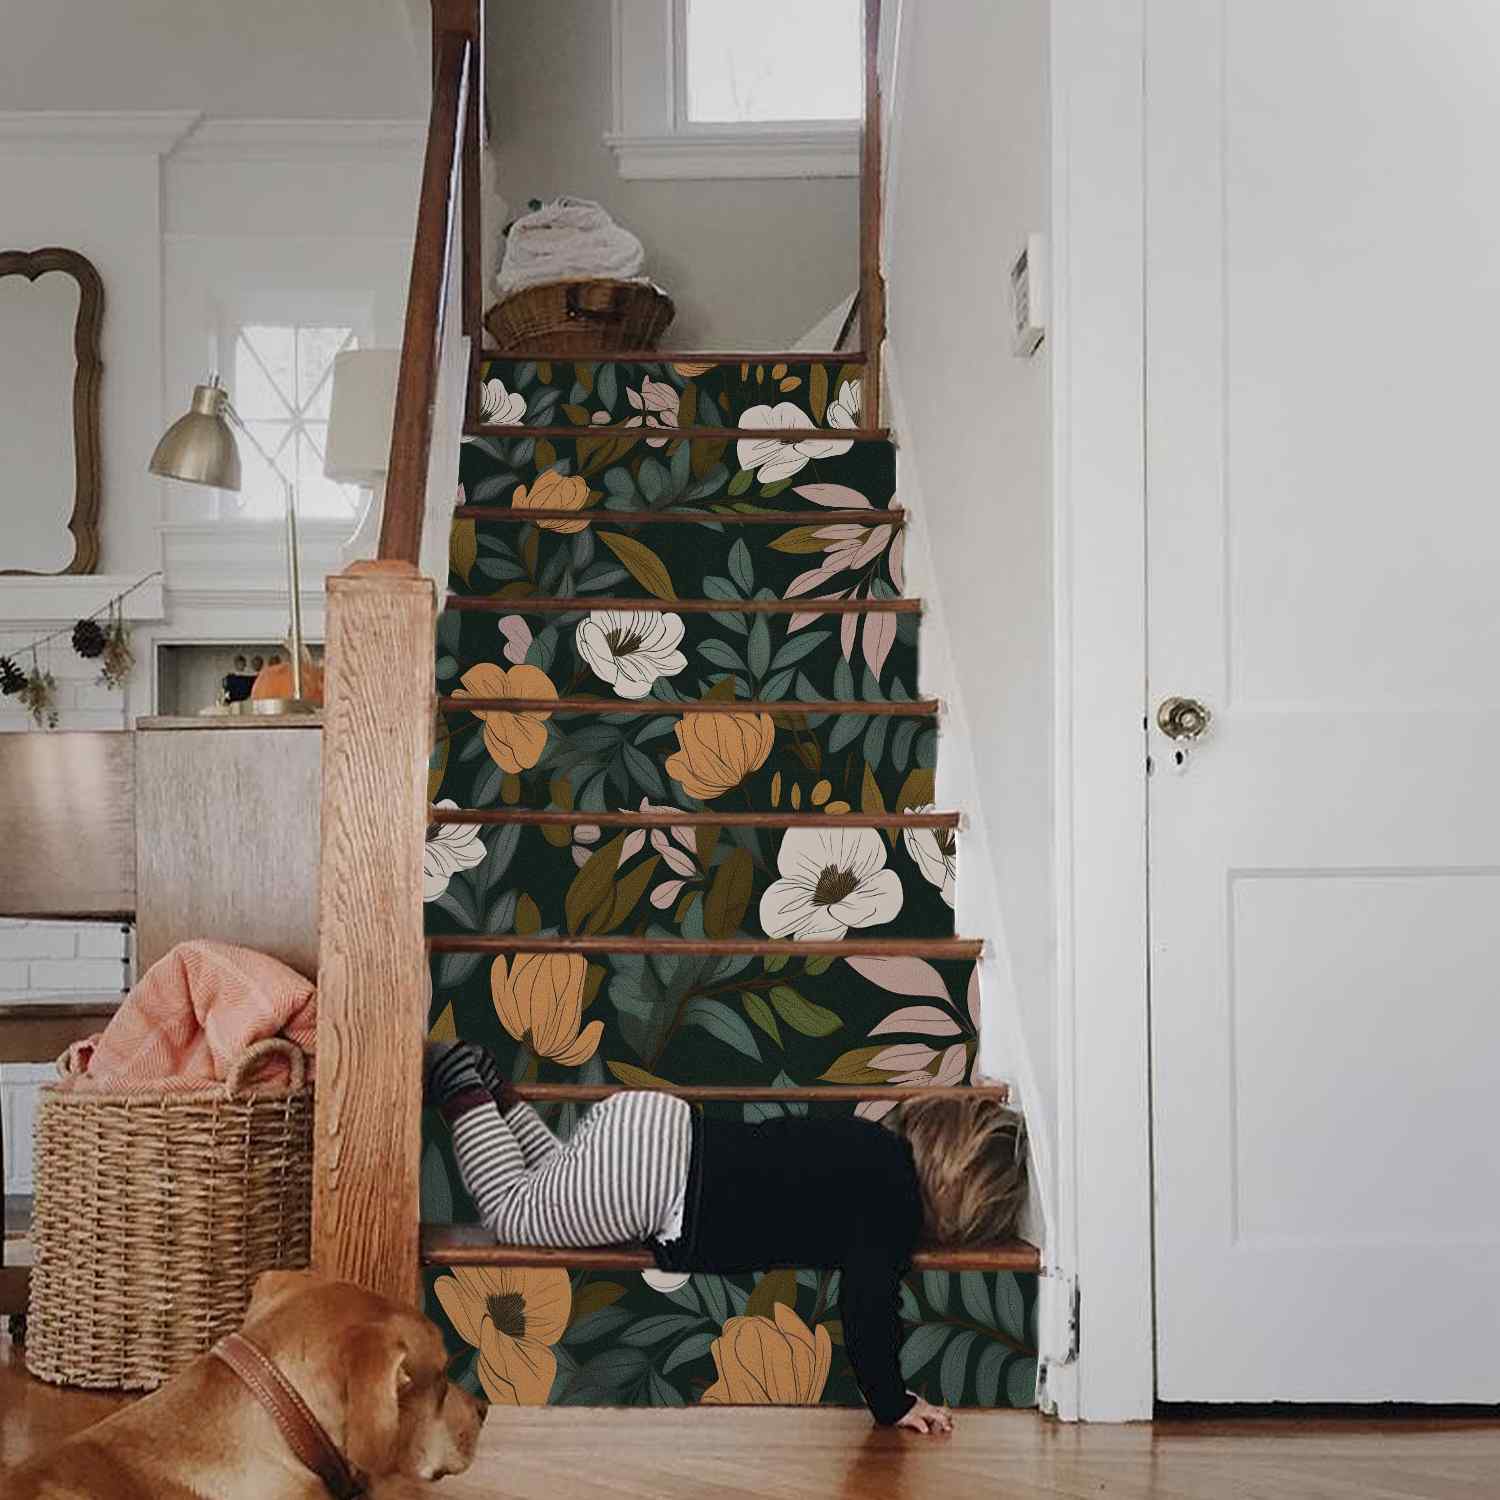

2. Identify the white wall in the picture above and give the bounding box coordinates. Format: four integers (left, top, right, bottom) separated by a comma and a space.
1, 3, 428, 1194
0, 0, 425, 120
488, 0, 860, 349
883, 0, 1056, 1247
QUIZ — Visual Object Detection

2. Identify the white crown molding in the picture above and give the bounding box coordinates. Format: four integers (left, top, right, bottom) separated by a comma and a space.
0, 110, 202, 156
171, 118, 426, 164
0, 574, 166, 627
605, 131, 860, 181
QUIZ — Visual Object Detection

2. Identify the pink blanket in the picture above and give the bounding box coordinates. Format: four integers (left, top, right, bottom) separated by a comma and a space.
57, 940, 316, 1094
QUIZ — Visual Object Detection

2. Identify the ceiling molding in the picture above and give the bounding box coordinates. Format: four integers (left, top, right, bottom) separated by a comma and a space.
0, 111, 202, 155
171, 118, 426, 164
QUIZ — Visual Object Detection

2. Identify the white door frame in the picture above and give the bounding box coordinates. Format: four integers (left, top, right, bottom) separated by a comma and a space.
1046, 0, 1155, 1422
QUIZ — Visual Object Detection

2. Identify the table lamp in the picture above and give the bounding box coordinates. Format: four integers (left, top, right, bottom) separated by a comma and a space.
148, 375, 317, 714
323, 348, 400, 563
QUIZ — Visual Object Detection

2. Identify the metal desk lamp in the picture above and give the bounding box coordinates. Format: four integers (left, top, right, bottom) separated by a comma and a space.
148, 375, 317, 714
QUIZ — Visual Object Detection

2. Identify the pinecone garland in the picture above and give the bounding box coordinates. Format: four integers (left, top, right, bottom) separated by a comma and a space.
71, 617, 107, 659
0, 655, 25, 696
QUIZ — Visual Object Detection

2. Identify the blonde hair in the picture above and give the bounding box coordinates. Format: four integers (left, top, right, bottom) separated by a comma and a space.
887, 1094, 1028, 1246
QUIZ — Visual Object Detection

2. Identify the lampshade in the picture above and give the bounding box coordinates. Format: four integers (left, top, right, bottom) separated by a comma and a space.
148, 380, 242, 491
324, 349, 400, 484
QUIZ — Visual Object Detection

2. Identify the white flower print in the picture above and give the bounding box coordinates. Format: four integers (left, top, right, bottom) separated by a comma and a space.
902, 806, 956, 908
825, 378, 862, 432
758, 825, 904, 941
424, 801, 487, 900
624, 377, 680, 447
479, 377, 527, 425
576, 610, 687, 700
736, 402, 856, 484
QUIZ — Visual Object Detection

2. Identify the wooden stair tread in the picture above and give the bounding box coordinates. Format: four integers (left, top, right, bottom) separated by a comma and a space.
466, 424, 891, 442
452, 506, 902, 526
479, 349, 866, 364
430, 808, 961, 830
506, 1083, 1007, 1104
445, 595, 920, 615
422, 1224, 1040, 1274
440, 697, 939, 716
429, 936, 982, 959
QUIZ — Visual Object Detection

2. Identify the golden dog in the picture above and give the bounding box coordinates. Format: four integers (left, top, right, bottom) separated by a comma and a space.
7, 1269, 486, 1498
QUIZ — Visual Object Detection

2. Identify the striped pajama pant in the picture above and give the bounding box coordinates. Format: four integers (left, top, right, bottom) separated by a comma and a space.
449, 1090, 693, 1248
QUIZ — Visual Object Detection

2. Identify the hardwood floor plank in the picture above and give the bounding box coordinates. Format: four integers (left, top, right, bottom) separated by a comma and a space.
4, 1339, 1498, 1500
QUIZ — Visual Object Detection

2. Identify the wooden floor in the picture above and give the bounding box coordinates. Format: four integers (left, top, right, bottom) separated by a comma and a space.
3, 1336, 1498, 1499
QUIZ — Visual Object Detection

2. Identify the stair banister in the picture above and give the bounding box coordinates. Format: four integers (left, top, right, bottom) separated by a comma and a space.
311, 0, 482, 1303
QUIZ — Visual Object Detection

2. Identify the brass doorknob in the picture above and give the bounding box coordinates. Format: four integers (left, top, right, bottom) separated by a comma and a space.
1157, 696, 1212, 741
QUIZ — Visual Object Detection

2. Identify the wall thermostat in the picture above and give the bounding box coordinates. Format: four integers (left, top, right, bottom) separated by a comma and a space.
1010, 232, 1048, 357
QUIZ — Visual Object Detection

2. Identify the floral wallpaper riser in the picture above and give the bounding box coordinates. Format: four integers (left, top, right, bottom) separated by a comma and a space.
424, 387, 1039, 1409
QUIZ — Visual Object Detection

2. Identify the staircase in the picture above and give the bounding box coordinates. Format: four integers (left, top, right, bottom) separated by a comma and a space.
415, 354, 1040, 1412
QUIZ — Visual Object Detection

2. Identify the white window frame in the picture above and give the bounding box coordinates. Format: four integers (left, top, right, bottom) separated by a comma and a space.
606, 0, 861, 180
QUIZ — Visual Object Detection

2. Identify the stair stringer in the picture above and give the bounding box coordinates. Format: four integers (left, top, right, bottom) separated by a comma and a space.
883, 355, 1056, 1280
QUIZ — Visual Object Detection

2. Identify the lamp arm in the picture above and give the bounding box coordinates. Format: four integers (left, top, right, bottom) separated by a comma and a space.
220, 397, 307, 703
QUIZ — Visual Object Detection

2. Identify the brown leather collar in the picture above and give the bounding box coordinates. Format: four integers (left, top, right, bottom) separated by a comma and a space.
211, 1332, 368, 1500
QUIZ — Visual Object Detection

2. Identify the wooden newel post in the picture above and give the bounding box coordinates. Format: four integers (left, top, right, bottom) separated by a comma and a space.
312, 560, 435, 1303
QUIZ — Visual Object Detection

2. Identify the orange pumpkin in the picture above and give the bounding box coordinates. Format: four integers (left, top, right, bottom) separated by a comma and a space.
251, 657, 324, 706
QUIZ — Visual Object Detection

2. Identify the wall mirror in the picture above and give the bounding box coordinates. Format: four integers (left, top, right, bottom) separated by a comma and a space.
0, 248, 103, 575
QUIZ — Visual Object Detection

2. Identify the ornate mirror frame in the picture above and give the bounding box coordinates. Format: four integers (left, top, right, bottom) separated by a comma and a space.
0, 247, 104, 575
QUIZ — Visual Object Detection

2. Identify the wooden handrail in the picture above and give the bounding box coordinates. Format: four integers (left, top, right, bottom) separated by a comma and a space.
378, 23, 472, 565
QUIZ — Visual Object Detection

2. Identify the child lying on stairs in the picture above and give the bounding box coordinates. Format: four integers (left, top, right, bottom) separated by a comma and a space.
426, 1043, 1028, 1433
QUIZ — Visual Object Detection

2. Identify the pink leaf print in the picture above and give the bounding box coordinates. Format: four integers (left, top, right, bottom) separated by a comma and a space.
814, 524, 867, 542
840, 608, 858, 661
871, 1043, 939, 1073
869, 1006, 962, 1037
650, 879, 685, 909
786, 563, 840, 599
846, 955, 951, 1001
934, 1044, 968, 1086
967, 967, 981, 1031
862, 609, 896, 679
855, 1098, 898, 1122
498, 614, 534, 666
889, 529, 906, 592
651, 829, 698, 877
620, 829, 647, 862
849, 528, 892, 569
792, 483, 872, 510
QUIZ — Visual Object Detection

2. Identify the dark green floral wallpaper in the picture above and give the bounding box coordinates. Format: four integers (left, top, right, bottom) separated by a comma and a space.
423, 360, 1038, 1412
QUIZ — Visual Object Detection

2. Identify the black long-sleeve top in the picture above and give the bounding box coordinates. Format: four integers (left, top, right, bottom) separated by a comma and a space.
654, 1112, 923, 1425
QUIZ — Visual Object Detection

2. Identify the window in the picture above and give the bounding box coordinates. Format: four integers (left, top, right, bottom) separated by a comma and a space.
681, 0, 862, 125
231, 323, 359, 521
608, 0, 863, 180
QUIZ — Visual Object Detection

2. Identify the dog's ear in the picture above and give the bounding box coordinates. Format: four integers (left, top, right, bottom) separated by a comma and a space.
246, 1267, 324, 1323
341, 1321, 413, 1478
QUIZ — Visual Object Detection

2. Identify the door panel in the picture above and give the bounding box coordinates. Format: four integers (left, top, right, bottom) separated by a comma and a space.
1147, 0, 1500, 1400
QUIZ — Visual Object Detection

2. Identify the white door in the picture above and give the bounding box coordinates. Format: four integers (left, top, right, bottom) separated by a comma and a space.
1146, 0, 1500, 1401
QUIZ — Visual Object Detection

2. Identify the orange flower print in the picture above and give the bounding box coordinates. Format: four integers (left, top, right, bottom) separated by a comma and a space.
700, 1303, 833, 1406
453, 663, 556, 774
510, 469, 594, 533
491, 951, 603, 1067
664, 712, 775, 801
432, 1267, 571, 1406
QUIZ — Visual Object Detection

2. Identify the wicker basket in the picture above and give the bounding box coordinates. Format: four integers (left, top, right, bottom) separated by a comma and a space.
485, 278, 675, 354
26, 1038, 313, 1390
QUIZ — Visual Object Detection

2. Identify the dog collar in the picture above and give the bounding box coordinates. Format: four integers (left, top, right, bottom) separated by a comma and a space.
211, 1331, 368, 1500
